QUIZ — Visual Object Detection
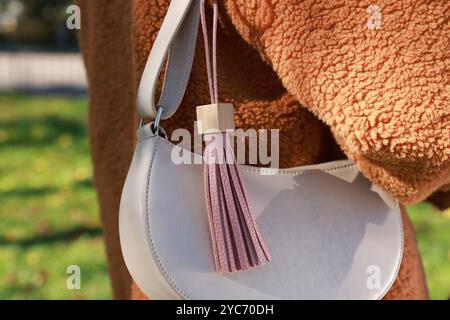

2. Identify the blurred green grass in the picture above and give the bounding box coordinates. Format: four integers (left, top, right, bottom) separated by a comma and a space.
0, 92, 448, 299
406, 203, 450, 300
0, 92, 111, 299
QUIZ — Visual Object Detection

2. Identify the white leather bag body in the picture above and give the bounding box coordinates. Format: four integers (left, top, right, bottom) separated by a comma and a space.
119, 125, 403, 300
119, 0, 403, 300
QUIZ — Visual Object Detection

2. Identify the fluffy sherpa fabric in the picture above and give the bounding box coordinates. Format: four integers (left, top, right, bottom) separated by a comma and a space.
77, 0, 449, 299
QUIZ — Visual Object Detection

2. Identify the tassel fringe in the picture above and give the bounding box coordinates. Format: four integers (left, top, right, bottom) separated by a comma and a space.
204, 133, 271, 273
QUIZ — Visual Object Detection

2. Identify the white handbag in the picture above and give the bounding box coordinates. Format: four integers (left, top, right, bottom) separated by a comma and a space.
119, 0, 403, 300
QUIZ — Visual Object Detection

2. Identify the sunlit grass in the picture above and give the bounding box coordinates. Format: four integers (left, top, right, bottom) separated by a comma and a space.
0, 92, 111, 299
407, 203, 450, 300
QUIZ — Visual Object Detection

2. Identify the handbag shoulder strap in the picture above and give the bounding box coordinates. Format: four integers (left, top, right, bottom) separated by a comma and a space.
137, 0, 200, 120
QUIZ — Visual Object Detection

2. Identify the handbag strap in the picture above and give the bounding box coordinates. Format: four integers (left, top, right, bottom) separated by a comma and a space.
136, 0, 200, 120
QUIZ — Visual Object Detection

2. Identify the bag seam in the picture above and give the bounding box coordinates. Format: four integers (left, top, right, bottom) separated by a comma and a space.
143, 137, 404, 300
377, 201, 404, 300
144, 136, 189, 299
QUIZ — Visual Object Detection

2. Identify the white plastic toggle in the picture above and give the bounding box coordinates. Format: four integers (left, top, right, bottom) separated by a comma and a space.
196, 103, 235, 134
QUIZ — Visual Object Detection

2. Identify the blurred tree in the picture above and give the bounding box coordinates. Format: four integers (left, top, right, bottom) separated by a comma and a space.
0, 0, 77, 49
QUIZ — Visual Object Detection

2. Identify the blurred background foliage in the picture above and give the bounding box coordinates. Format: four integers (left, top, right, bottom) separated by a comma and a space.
0, 0, 77, 50
0, 0, 449, 300
0, 93, 111, 299
0, 0, 110, 298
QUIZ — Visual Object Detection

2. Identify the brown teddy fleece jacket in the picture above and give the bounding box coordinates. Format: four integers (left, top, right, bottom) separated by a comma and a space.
77, 0, 449, 299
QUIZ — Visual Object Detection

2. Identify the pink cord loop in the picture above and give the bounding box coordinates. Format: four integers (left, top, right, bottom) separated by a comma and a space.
200, 0, 218, 104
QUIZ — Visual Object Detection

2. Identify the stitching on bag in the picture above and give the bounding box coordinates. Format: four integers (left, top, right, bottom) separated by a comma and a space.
240, 163, 357, 176
141, 132, 358, 177
144, 136, 404, 299
376, 202, 404, 300
145, 136, 189, 299
241, 161, 404, 299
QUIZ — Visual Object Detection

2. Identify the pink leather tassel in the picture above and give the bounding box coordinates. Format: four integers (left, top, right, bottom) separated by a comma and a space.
203, 132, 271, 273
200, 0, 270, 273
